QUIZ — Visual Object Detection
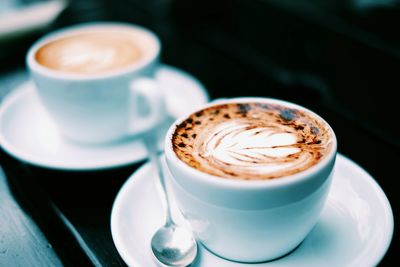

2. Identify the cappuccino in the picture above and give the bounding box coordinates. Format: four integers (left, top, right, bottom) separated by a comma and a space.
28, 24, 162, 143
172, 102, 333, 180
35, 32, 143, 74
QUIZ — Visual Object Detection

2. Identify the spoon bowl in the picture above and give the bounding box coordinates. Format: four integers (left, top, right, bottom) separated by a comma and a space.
151, 225, 198, 267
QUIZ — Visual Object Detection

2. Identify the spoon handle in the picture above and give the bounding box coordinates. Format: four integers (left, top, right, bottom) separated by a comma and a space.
144, 134, 173, 226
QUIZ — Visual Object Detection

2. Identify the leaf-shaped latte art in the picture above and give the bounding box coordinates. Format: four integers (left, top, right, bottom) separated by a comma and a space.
198, 121, 312, 176
172, 102, 333, 180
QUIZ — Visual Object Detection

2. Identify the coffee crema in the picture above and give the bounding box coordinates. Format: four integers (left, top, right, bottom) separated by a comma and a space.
35, 32, 143, 74
172, 102, 333, 180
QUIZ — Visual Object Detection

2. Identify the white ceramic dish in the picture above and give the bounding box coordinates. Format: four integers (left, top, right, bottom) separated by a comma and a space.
111, 154, 393, 267
0, 0, 66, 40
0, 65, 208, 170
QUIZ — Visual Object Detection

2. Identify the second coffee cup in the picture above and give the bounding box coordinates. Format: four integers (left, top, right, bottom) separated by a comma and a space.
27, 22, 165, 144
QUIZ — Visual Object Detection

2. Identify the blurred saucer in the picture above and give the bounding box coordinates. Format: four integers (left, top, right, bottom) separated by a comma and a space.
0, 0, 66, 41
111, 155, 393, 267
0, 65, 208, 170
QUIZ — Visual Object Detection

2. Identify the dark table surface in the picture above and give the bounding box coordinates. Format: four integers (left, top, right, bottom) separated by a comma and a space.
0, 0, 398, 266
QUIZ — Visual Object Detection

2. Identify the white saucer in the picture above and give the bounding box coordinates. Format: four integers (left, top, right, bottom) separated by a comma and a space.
0, 65, 209, 170
0, 0, 66, 41
111, 154, 393, 267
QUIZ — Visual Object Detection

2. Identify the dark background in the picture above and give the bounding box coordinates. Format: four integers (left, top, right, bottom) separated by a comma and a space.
0, 0, 398, 266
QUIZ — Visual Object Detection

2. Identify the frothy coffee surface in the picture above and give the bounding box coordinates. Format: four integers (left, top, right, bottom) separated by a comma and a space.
35, 32, 143, 74
172, 102, 333, 180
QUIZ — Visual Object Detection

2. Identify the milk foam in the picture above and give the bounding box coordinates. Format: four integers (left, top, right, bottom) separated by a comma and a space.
35, 32, 142, 74
55, 41, 119, 72
199, 121, 311, 176
172, 102, 332, 180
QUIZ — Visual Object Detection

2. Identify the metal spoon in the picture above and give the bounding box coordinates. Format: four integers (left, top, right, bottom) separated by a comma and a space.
144, 134, 198, 267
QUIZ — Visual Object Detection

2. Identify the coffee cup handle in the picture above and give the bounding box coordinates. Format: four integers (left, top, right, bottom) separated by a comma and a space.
129, 78, 166, 135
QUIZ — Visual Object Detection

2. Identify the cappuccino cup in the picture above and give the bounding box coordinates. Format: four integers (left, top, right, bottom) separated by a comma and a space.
165, 97, 337, 262
27, 23, 165, 144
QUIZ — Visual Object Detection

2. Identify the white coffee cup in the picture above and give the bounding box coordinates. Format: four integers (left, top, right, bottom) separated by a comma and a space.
165, 97, 337, 263
27, 23, 165, 144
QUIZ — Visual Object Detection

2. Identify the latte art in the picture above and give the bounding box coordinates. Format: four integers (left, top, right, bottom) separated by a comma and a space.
172, 102, 333, 180
35, 32, 143, 74
202, 121, 304, 175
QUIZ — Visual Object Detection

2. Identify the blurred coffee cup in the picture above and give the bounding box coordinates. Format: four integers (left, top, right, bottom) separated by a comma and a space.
27, 22, 165, 144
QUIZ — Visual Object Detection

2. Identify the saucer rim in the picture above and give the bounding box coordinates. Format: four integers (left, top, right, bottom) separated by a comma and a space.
110, 153, 394, 267
0, 65, 209, 171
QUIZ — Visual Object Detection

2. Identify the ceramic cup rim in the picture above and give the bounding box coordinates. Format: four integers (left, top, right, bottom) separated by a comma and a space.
165, 97, 337, 190
27, 22, 161, 81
